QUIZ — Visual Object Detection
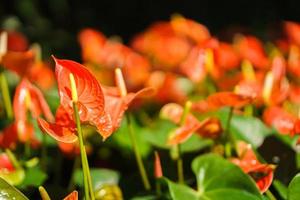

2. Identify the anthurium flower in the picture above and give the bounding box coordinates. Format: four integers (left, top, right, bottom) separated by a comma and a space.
230, 141, 274, 193
263, 106, 296, 135
287, 45, 300, 78
192, 92, 254, 113
131, 22, 192, 69
14, 78, 54, 135
102, 68, 155, 132
170, 15, 210, 44
146, 71, 190, 104
154, 151, 163, 178
0, 153, 14, 172
0, 30, 29, 51
78, 28, 150, 89
234, 35, 269, 69
160, 103, 222, 145
38, 57, 113, 141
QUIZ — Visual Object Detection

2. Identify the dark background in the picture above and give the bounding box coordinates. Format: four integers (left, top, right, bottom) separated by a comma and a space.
1, 0, 300, 59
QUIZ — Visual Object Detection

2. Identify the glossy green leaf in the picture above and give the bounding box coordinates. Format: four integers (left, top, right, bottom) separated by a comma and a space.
142, 119, 213, 153
166, 153, 263, 200
74, 168, 120, 190
131, 195, 157, 200
0, 177, 29, 200
217, 108, 273, 147
273, 179, 287, 200
288, 173, 300, 200
0, 169, 25, 186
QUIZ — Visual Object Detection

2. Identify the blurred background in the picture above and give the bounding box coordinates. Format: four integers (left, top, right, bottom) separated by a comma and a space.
1, 0, 300, 60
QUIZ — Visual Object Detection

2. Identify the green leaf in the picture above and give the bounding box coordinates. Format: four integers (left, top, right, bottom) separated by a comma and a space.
142, 119, 213, 153
19, 167, 47, 188
217, 108, 272, 147
166, 153, 263, 200
74, 168, 120, 191
0, 177, 29, 200
131, 195, 157, 200
288, 173, 300, 200
273, 179, 287, 200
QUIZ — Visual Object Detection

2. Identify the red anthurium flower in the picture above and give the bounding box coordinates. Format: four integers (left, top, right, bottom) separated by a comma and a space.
230, 141, 274, 193
160, 103, 222, 145
170, 15, 210, 44
0, 153, 15, 172
38, 57, 113, 141
0, 30, 29, 52
263, 106, 296, 135
234, 35, 269, 69
14, 78, 54, 134
289, 84, 300, 103
192, 92, 253, 113
284, 21, 300, 46
214, 42, 240, 70
102, 68, 154, 133
63, 191, 78, 200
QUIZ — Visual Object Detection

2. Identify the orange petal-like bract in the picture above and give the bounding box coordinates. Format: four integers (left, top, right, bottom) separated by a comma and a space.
0, 153, 15, 172
63, 191, 78, 200
284, 21, 300, 46
230, 141, 274, 193
54, 57, 113, 140
154, 151, 163, 178
192, 92, 253, 112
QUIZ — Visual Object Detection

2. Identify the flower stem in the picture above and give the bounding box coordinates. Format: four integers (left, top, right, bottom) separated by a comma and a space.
126, 113, 151, 191
73, 102, 94, 200
224, 107, 236, 157
68, 156, 81, 191
39, 186, 52, 200
0, 72, 13, 119
266, 189, 277, 200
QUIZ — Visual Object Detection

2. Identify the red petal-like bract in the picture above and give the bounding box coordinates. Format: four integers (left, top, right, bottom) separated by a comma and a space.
154, 151, 163, 178
192, 92, 253, 112
13, 79, 54, 136
54, 57, 113, 139
235, 35, 269, 69
230, 141, 274, 193
160, 103, 221, 145
263, 106, 296, 135
1, 50, 34, 76
103, 86, 154, 132
63, 191, 78, 200
284, 21, 300, 46
0, 153, 15, 172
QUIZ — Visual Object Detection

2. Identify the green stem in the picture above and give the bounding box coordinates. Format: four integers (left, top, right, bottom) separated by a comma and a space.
0, 72, 13, 119
266, 189, 277, 200
224, 107, 236, 157
73, 102, 94, 200
156, 180, 161, 197
5, 149, 21, 169
176, 145, 184, 184
25, 140, 31, 158
126, 113, 151, 191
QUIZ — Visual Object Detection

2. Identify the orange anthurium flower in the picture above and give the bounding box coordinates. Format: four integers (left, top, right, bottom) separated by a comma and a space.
289, 84, 300, 103
160, 103, 222, 145
38, 57, 113, 141
192, 92, 253, 113
230, 141, 274, 193
131, 22, 192, 69
234, 35, 269, 69
170, 15, 210, 44
102, 68, 155, 132
146, 71, 189, 104
214, 42, 240, 70
63, 191, 78, 200
78, 29, 150, 89
284, 21, 300, 46
263, 106, 296, 135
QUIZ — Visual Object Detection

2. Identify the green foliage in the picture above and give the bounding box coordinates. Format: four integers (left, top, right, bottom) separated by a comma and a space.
0, 177, 29, 200
19, 166, 47, 188
166, 153, 263, 200
288, 173, 300, 200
